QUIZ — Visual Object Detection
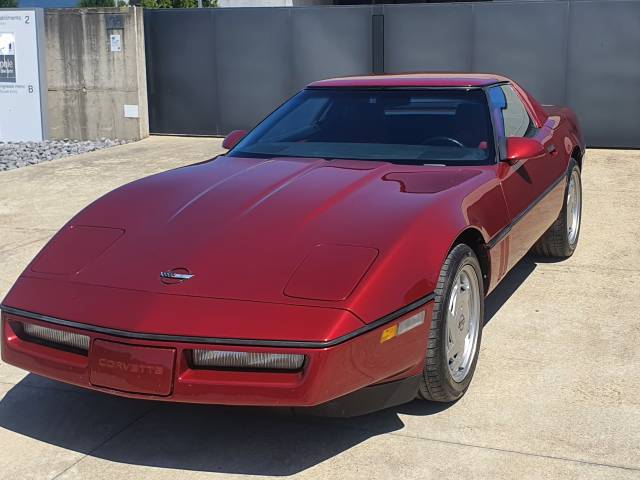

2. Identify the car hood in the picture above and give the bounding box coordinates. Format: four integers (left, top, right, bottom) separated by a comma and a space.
24, 155, 481, 307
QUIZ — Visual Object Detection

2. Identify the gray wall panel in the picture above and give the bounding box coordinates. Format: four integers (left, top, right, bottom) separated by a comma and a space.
214, 9, 292, 132
384, 4, 473, 73
291, 7, 372, 89
145, 2, 640, 148
473, 2, 568, 106
145, 9, 217, 135
566, 1, 640, 147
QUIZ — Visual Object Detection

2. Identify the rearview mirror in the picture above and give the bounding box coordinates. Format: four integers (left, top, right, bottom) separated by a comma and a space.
504, 137, 545, 163
222, 130, 247, 150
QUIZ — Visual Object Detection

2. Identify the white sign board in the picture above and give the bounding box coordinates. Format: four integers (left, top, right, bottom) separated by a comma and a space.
110, 34, 121, 52
0, 9, 46, 142
123, 104, 139, 118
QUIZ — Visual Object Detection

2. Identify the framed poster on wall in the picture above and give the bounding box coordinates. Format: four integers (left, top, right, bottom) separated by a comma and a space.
0, 9, 47, 142
0, 32, 17, 82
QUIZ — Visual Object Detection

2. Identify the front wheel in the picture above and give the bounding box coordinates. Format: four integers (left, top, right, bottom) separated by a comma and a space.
418, 244, 484, 402
532, 159, 582, 258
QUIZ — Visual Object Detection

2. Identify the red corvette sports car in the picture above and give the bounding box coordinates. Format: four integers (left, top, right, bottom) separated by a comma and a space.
1, 74, 584, 415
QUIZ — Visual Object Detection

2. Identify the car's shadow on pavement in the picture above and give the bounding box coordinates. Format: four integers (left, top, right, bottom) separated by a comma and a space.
0, 375, 449, 475
485, 255, 539, 325
0, 255, 542, 475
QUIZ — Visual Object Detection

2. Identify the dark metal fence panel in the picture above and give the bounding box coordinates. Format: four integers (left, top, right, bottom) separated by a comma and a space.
145, 6, 374, 135
291, 7, 374, 88
214, 8, 292, 133
565, 1, 640, 148
145, 1, 640, 148
145, 9, 218, 135
471, 1, 568, 107
384, 4, 474, 72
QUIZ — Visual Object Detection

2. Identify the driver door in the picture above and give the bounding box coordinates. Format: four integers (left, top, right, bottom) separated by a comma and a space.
489, 84, 565, 271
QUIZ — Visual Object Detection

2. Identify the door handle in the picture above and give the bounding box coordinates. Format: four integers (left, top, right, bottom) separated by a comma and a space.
547, 144, 558, 156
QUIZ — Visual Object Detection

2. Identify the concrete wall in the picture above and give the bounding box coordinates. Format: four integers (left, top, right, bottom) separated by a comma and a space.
45, 7, 148, 141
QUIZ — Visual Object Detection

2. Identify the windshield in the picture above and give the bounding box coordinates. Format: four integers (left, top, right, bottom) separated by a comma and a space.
229, 88, 495, 166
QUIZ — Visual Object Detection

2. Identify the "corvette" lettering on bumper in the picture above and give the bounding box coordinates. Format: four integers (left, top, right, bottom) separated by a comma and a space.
98, 358, 164, 375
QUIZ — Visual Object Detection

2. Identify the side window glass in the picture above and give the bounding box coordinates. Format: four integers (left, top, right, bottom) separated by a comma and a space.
488, 86, 507, 138
499, 85, 537, 138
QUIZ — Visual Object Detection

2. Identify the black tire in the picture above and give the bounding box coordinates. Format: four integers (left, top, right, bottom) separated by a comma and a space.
532, 159, 582, 258
418, 244, 484, 403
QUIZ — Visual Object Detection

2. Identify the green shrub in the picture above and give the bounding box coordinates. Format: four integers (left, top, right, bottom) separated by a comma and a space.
75, 0, 219, 8
78, 0, 116, 7
141, 0, 218, 8
0, 0, 18, 7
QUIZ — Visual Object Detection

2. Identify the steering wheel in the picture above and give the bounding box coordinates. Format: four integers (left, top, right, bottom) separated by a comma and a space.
422, 136, 465, 148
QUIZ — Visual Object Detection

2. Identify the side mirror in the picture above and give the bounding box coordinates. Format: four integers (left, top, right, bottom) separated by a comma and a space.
504, 137, 545, 163
222, 129, 247, 150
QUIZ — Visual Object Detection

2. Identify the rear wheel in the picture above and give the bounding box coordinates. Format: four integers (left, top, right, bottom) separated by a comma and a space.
418, 244, 484, 402
532, 159, 582, 258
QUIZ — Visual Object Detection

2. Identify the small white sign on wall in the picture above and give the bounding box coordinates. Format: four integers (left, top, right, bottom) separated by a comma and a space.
124, 104, 139, 119
110, 33, 121, 52
0, 9, 47, 142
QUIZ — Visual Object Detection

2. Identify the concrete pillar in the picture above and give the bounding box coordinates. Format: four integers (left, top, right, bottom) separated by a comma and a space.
45, 7, 149, 141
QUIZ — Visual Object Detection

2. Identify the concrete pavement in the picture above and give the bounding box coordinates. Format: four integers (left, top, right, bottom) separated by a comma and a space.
0, 137, 638, 480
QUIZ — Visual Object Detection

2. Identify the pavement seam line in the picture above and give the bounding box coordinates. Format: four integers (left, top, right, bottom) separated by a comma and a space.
536, 263, 640, 274
0, 236, 54, 255
49, 406, 158, 480
325, 420, 640, 474
0, 227, 57, 233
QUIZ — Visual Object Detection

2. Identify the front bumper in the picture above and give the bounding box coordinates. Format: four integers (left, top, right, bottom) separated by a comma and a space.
1, 303, 432, 408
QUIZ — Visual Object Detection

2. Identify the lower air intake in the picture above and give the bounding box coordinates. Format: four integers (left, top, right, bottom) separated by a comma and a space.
192, 349, 305, 371
21, 322, 90, 353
